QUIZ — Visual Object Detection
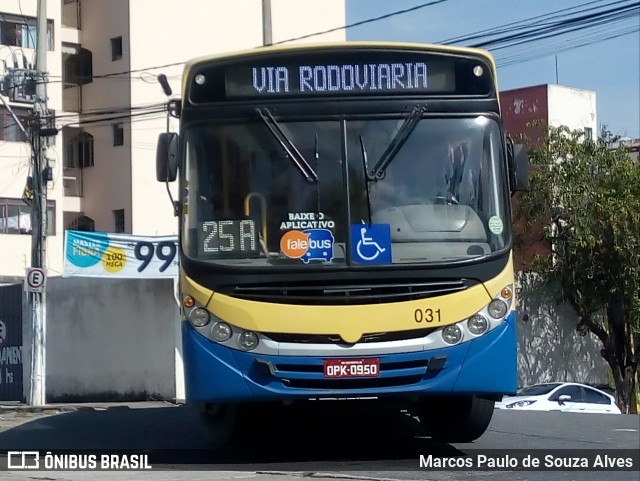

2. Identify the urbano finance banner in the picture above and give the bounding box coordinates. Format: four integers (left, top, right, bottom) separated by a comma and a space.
64, 230, 178, 278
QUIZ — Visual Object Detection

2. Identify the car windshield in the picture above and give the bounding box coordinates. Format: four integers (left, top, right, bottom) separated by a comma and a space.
181, 116, 511, 267
516, 383, 563, 396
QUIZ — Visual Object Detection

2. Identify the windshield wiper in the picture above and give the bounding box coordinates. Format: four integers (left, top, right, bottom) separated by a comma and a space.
360, 135, 373, 226
367, 104, 426, 181
256, 108, 318, 183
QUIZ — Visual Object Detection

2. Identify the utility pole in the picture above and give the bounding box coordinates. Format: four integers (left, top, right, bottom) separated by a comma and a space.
262, 0, 272, 46
28, 0, 54, 406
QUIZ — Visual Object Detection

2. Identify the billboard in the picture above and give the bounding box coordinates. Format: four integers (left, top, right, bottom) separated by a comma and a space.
63, 230, 178, 278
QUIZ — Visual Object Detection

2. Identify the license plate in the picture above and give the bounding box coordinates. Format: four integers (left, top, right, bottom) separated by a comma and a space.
323, 358, 380, 378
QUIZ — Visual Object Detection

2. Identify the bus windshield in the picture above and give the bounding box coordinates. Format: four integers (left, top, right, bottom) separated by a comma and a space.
181, 115, 510, 267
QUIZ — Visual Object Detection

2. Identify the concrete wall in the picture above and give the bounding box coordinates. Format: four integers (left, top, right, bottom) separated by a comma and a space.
516, 278, 609, 388
547, 84, 597, 133
23, 277, 179, 401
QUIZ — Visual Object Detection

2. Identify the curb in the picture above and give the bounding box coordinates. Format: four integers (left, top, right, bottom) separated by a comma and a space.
0, 405, 79, 415
0, 401, 176, 415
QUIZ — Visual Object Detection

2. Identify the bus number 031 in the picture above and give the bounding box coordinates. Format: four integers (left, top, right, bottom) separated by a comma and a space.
414, 308, 441, 323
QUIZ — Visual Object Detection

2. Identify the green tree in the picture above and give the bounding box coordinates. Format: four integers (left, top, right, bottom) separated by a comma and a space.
516, 124, 640, 413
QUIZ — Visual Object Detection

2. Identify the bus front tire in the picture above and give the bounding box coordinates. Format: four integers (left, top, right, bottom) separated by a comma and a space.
417, 395, 495, 443
199, 403, 238, 448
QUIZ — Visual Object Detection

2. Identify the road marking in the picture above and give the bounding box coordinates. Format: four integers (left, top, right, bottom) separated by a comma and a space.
614, 428, 637, 432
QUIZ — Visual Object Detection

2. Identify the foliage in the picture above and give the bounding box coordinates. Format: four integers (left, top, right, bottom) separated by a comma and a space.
516, 123, 640, 412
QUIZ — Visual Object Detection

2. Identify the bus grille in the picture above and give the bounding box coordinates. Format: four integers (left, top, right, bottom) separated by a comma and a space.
282, 376, 423, 390
263, 328, 437, 344
220, 279, 469, 305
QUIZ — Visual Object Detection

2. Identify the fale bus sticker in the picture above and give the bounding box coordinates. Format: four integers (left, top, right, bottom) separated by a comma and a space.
280, 229, 334, 263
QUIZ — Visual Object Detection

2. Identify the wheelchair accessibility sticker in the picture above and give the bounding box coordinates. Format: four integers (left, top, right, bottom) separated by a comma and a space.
280, 229, 334, 263
351, 224, 392, 264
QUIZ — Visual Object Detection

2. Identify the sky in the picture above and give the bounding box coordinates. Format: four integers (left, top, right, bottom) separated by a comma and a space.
345, 0, 640, 139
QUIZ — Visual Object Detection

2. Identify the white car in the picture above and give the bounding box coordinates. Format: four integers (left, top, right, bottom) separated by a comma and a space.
496, 382, 622, 414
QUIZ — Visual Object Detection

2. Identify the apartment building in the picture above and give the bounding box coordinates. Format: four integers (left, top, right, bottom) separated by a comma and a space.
0, 0, 346, 282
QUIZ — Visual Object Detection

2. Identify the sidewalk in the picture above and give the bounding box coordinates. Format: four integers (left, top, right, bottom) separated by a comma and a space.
0, 400, 178, 415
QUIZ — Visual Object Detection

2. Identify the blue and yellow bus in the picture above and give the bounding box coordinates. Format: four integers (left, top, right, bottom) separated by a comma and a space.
156, 42, 528, 444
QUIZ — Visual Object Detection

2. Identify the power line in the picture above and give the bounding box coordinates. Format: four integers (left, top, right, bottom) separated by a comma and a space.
4, 1, 634, 130
14, 0, 635, 90
470, 2, 639, 49
271, 0, 451, 45
439, 0, 628, 44
58, 108, 167, 129
32, 0, 454, 85
496, 26, 639, 67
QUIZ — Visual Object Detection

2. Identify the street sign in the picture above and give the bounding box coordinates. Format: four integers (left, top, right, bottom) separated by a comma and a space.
25, 268, 47, 293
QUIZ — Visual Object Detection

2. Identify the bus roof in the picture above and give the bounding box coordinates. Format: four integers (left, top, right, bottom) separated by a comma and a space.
182, 41, 498, 97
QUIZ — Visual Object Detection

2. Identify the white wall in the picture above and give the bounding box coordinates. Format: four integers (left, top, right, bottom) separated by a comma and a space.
126, 0, 265, 235
22, 277, 179, 401
125, 0, 346, 236
547, 84, 597, 133
516, 278, 609, 387
271, 0, 346, 44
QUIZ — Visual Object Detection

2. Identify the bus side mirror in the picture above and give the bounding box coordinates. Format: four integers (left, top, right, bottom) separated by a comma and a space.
512, 143, 529, 191
506, 137, 529, 192
157, 132, 178, 182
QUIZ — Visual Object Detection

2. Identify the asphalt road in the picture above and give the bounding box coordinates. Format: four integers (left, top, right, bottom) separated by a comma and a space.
0, 401, 638, 480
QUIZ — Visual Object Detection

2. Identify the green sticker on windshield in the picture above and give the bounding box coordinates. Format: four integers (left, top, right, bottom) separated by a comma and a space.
488, 216, 503, 235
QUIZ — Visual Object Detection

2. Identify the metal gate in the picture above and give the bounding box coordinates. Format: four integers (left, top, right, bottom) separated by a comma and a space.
0, 284, 23, 401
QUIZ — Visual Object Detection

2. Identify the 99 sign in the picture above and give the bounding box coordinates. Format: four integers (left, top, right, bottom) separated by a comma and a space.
134, 241, 177, 272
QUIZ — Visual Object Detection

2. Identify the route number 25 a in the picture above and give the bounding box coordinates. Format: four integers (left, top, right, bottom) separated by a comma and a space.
414, 308, 442, 323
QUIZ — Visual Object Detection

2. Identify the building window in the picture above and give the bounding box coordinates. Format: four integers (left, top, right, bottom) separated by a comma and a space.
65, 129, 94, 168
0, 107, 29, 142
68, 215, 95, 232
110, 36, 122, 61
0, 198, 55, 235
112, 123, 124, 146
0, 15, 54, 51
113, 209, 125, 233
584, 127, 593, 141
63, 46, 93, 86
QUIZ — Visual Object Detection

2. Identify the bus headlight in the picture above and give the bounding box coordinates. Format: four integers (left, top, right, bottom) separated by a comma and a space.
488, 299, 508, 319
239, 331, 259, 351
189, 308, 210, 327
442, 325, 463, 345
211, 322, 232, 342
467, 314, 489, 335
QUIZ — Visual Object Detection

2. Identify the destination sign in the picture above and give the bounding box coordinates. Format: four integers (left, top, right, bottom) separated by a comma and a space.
249, 62, 430, 95
188, 49, 493, 102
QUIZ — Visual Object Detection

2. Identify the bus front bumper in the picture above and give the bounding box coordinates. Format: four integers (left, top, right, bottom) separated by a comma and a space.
182, 312, 517, 403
